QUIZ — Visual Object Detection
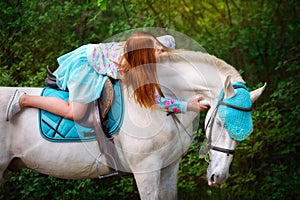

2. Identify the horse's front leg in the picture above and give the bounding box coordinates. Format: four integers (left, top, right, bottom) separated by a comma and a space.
0, 149, 11, 184
134, 170, 161, 200
159, 160, 179, 199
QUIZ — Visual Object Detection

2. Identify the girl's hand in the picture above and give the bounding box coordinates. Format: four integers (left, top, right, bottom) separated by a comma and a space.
187, 96, 210, 112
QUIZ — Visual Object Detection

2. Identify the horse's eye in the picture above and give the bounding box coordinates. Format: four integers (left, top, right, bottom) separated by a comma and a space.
216, 118, 223, 127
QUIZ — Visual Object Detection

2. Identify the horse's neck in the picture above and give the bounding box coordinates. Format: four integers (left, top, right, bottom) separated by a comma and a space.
158, 51, 244, 104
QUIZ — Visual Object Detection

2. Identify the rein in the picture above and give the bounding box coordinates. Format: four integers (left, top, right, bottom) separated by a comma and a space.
169, 113, 204, 154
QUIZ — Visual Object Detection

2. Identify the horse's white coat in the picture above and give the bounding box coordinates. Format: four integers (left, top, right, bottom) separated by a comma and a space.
0, 51, 265, 199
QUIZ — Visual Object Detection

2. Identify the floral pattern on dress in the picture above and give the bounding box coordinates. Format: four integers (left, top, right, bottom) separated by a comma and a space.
158, 35, 175, 49
89, 42, 123, 79
154, 93, 188, 113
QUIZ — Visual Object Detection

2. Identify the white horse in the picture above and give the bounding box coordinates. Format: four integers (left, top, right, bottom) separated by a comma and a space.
0, 51, 266, 199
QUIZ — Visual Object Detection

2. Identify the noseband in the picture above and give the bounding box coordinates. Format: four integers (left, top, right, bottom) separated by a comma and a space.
204, 84, 252, 156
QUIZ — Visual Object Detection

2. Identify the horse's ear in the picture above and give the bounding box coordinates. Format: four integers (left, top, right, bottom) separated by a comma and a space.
250, 82, 267, 103
224, 76, 236, 98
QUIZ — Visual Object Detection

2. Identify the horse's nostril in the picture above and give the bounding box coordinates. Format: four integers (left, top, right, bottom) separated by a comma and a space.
210, 174, 215, 182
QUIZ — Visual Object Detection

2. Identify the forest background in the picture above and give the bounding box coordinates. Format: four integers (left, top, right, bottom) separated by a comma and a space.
0, 0, 299, 199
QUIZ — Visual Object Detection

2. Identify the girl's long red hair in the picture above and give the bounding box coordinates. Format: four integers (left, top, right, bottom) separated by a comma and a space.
121, 32, 171, 108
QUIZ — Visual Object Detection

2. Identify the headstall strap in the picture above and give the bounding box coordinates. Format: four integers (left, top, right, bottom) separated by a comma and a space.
206, 104, 235, 156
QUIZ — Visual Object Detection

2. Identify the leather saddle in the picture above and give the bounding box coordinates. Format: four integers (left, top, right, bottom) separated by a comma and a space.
45, 66, 114, 120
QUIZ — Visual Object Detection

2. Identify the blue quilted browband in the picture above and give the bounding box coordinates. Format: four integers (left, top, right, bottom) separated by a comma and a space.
217, 82, 253, 141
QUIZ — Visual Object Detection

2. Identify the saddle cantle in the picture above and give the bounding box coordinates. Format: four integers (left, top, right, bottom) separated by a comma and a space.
45, 65, 60, 90
99, 78, 114, 120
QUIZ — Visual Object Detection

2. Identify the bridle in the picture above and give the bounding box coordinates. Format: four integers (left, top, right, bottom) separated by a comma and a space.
203, 84, 252, 156
170, 84, 252, 158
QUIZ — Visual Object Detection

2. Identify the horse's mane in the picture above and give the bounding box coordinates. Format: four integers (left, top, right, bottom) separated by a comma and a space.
160, 50, 245, 83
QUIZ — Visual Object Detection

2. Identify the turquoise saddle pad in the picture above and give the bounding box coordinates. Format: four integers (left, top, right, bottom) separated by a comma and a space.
39, 81, 124, 142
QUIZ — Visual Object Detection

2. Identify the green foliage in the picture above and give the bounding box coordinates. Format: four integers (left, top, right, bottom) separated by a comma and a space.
98, 0, 107, 11
1, 170, 139, 199
1, 0, 299, 199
